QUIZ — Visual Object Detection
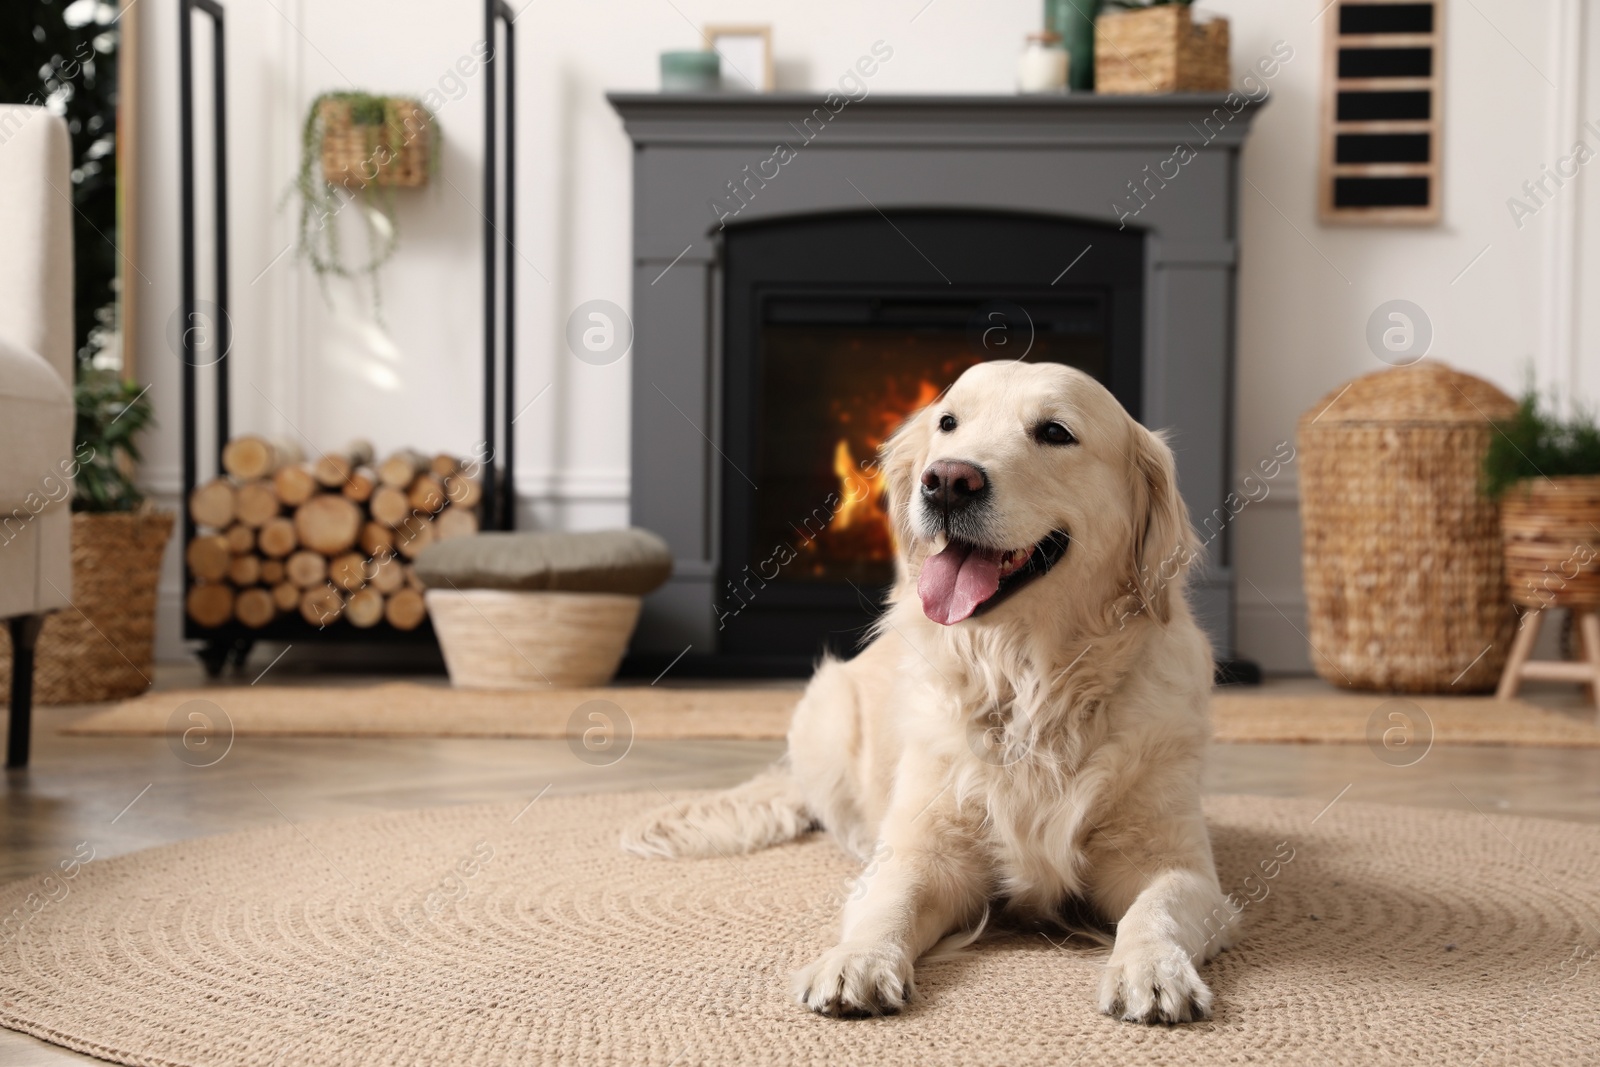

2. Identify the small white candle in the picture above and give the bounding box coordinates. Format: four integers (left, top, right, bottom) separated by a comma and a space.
1018, 32, 1070, 93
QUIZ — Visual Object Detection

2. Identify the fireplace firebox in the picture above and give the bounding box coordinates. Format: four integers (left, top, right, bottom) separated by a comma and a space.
609, 92, 1262, 676
719, 211, 1142, 660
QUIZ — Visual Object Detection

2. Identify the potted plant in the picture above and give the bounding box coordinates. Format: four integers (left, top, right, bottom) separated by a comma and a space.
1095, 0, 1229, 94
0, 371, 172, 703
1484, 391, 1600, 613
289, 91, 439, 316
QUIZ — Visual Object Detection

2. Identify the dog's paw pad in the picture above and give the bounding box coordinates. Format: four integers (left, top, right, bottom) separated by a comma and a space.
792, 943, 914, 1018
1098, 941, 1213, 1025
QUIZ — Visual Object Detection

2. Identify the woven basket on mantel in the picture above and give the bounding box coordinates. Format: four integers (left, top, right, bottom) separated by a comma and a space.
0, 511, 173, 704
1296, 362, 1518, 693
1094, 5, 1229, 94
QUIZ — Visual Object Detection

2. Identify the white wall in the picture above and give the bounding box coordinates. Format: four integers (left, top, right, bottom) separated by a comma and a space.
132, 0, 1596, 668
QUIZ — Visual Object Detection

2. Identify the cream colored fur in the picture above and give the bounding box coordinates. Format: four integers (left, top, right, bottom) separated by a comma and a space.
622, 361, 1233, 1023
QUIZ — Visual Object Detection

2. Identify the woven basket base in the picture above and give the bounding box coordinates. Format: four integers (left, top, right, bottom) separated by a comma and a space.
0, 511, 172, 704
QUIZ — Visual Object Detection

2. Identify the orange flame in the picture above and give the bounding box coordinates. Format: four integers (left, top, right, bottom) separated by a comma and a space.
822, 379, 941, 561
833, 440, 886, 533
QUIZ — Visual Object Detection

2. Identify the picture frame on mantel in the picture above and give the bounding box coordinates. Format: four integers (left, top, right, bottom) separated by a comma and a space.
704, 24, 773, 92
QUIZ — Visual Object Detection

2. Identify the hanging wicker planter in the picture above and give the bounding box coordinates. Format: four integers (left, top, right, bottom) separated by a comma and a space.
0, 511, 174, 704
317, 95, 432, 189
1296, 362, 1517, 693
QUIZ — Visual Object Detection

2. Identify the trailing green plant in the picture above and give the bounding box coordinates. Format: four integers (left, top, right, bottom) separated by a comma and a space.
287, 91, 439, 316
73, 369, 154, 513
1482, 389, 1600, 499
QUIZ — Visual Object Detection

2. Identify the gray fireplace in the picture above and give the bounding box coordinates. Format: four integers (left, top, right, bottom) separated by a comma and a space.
608, 92, 1262, 673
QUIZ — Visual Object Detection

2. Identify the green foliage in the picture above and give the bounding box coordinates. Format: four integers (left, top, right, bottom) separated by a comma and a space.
73, 370, 153, 513
1483, 391, 1600, 499
0, 0, 121, 370
288, 91, 439, 317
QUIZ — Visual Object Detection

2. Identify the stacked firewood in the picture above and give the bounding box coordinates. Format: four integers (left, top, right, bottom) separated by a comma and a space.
184, 436, 482, 630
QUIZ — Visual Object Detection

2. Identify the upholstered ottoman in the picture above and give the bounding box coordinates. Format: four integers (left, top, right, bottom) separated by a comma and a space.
414, 529, 671, 688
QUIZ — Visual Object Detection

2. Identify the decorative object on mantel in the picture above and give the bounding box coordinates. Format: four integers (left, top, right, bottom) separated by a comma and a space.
290, 91, 439, 314
183, 435, 481, 635
1094, 1, 1229, 95
0, 371, 170, 704
1485, 392, 1600, 711
1017, 31, 1070, 94
417, 529, 673, 688
1297, 361, 1517, 693
1318, 0, 1444, 224
1044, 0, 1102, 92
659, 49, 720, 92
703, 24, 773, 91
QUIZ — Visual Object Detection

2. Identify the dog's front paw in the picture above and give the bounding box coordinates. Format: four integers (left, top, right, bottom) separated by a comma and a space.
792, 942, 914, 1018
1098, 939, 1213, 1024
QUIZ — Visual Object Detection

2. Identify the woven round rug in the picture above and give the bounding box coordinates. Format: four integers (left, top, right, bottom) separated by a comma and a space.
2, 794, 1598, 1066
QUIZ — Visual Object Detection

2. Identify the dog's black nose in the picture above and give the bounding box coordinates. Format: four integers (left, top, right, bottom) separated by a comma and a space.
920, 460, 988, 514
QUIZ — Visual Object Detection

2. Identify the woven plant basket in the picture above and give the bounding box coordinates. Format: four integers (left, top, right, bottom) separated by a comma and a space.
1296, 362, 1517, 693
1500, 476, 1600, 609
0, 511, 173, 704
425, 589, 643, 688
319, 97, 431, 189
1094, 5, 1229, 94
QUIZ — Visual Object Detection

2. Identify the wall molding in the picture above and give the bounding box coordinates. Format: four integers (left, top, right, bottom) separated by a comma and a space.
1543, 0, 1584, 406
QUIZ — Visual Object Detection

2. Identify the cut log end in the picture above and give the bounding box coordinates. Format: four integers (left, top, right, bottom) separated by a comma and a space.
186, 584, 235, 628
286, 550, 329, 589
346, 588, 385, 628
258, 516, 298, 559
235, 588, 276, 629
185, 535, 232, 582
299, 586, 345, 627
294, 494, 363, 556
385, 587, 426, 631
189, 479, 236, 530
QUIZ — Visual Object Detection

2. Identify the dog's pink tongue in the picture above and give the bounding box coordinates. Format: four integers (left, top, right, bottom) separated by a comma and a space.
918, 541, 1003, 625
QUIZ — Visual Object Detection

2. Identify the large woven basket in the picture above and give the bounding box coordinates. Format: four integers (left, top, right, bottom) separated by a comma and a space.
1095, 6, 1229, 94
1297, 362, 1517, 693
1500, 476, 1600, 609
0, 510, 173, 704
319, 97, 431, 189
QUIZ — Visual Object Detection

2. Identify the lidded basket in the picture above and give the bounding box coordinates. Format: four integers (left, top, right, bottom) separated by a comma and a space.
1296, 361, 1516, 692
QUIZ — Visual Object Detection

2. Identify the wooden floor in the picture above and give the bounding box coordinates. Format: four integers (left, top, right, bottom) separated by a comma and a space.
4, 668, 1599, 1064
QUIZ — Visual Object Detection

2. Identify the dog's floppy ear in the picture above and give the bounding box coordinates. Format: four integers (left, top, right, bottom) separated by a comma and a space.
877, 408, 930, 562
1127, 425, 1198, 625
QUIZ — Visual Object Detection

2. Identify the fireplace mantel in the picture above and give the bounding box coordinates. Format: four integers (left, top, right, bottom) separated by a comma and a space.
609, 91, 1264, 670
611, 92, 1256, 143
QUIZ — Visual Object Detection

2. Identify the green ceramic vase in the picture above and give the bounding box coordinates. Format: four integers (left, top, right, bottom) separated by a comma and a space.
1044, 0, 1102, 92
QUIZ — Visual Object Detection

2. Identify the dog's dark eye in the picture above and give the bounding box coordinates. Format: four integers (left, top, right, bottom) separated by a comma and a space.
1036, 421, 1076, 446
938, 414, 958, 433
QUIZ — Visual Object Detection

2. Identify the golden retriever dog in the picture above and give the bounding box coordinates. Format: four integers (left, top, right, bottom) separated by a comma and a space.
623, 360, 1232, 1023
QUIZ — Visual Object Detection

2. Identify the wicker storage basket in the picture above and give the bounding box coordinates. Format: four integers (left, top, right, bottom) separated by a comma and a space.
0, 511, 174, 704
425, 589, 643, 688
319, 97, 431, 189
1500, 476, 1600, 609
1095, 5, 1229, 94
1297, 363, 1517, 693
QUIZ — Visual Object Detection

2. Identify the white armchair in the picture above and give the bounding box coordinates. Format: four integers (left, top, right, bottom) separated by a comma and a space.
0, 105, 76, 767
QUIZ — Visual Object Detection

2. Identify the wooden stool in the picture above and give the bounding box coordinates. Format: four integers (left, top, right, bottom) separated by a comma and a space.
1496, 607, 1600, 716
